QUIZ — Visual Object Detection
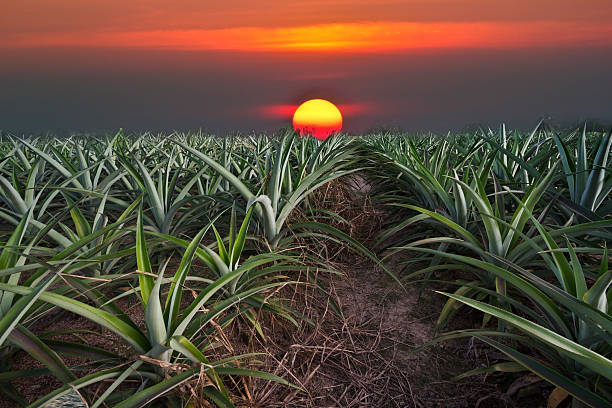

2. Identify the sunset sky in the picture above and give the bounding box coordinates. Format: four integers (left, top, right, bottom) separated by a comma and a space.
2, 1, 612, 133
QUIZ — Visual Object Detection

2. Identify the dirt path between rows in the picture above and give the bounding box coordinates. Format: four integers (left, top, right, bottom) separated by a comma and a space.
244, 175, 550, 407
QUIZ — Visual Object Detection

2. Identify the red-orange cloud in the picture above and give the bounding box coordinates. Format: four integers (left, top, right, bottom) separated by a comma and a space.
3, 1, 612, 34
4, 21, 612, 52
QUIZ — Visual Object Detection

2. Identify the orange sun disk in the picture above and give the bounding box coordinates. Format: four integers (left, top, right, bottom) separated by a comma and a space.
293, 99, 342, 140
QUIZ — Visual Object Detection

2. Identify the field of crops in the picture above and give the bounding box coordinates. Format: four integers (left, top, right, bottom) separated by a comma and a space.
0, 124, 610, 407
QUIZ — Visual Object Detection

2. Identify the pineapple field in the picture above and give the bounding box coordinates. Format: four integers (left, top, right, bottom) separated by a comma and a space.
0, 123, 610, 407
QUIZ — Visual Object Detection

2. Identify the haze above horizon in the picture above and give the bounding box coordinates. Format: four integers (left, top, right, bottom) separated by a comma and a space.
2, 1, 612, 133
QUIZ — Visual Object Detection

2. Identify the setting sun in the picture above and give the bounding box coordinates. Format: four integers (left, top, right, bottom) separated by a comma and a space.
293, 99, 343, 140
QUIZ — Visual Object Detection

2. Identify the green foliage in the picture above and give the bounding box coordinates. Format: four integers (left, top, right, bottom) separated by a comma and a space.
0, 130, 329, 406
364, 123, 611, 406
0, 123, 610, 406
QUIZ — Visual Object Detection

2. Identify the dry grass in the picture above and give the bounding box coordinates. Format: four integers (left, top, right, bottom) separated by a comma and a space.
217, 175, 519, 408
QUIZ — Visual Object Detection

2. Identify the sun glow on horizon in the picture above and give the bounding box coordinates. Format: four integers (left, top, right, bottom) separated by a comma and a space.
293, 99, 343, 140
